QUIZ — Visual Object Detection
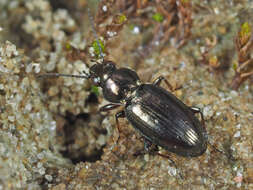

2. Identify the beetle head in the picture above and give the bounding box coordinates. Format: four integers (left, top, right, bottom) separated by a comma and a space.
89, 61, 116, 86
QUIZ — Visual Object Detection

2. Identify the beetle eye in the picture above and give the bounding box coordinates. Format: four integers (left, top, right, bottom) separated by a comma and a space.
103, 61, 116, 73
92, 77, 100, 86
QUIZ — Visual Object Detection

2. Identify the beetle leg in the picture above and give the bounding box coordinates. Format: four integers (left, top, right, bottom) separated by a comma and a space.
191, 107, 226, 156
133, 138, 158, 156
153, 76, 182, 91
115, 111, 126, 144
143, 138, 153, 152
156, 152, 183, 179
100, 104, 124, 144
143, 138, 159, 152
99, 103, 121, 112
135, 138, 183, 179
190, 106, 205, 128
153, 76, 173, 91
190, 106, 201, 114
141, 138, 183, 179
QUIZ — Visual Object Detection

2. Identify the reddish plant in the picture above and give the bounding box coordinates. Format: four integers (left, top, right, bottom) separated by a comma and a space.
231, 22, 253, 90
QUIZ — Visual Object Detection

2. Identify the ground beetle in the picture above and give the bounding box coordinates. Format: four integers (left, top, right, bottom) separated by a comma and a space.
89, 61, 208, 157
43, 60, 208, 158
41, 8, 208, 159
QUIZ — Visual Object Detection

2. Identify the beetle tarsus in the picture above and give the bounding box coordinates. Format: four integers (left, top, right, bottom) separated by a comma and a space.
156, 152, 184, 179
115, 111, 126, 144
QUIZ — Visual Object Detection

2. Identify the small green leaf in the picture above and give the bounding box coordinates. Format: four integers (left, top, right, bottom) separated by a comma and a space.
92, 39, 105, 58
65, 42, 72, 50
232, 63, 238, 71
238, 22, 252, 46
116, 14, 127, 24
91, 85, 99, 96
152, 13, 164, 23
240, 22, 251, 37
240, 22, 251, 39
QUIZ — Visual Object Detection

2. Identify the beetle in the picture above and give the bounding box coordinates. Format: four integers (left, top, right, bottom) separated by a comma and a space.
43, 59, 208, 158
88, 60, 208, 157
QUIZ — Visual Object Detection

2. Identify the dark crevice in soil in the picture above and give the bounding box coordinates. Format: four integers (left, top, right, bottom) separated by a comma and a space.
60, 111, 106, 164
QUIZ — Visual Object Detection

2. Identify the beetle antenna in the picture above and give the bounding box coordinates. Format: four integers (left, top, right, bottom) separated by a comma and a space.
37, 72, 90, 79
87, 7, 104, 60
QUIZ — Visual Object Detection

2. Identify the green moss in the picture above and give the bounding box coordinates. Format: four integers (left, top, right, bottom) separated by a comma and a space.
65, 42, 72, 50
240, 22, 251, 38
152, 13, 163, 22
116, 14, 127, 24
91, 85, 99, 96
232, 62, 238, 71
92, 39, 105, 58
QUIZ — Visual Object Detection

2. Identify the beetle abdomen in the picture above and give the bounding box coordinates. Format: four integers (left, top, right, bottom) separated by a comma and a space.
125, 84, 207, 157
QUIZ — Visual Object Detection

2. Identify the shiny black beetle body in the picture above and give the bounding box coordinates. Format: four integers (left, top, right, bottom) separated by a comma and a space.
89, 60, 208, 157
125, 84, 207, 157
